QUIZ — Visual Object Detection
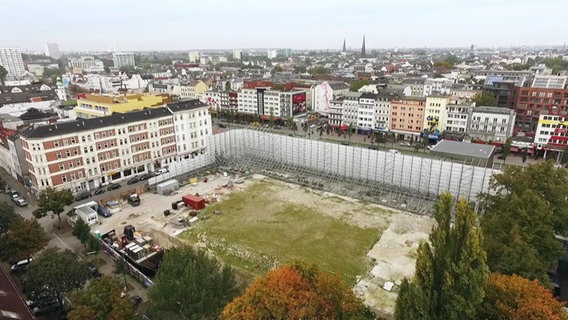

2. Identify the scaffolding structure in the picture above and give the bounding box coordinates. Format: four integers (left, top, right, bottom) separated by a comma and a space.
180, 126, 502, 215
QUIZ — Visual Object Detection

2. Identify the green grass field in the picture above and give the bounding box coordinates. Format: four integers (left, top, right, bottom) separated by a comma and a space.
180, 180, 382, 283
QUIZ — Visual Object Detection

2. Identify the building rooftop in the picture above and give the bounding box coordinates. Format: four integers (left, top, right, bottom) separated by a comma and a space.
0, 266, 36, 320
328, 82, 349, 90
20, 107, 173, 139
166, 99, 208, 112
472, 106, 514, 115
431, 140, 495, 159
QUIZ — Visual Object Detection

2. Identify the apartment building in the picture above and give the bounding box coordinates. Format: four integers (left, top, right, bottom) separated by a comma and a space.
534, 110, 568, 153
201, 90, 230, 113
328, 97, 344, 127
74, 93, 170, 119
173, 81, 209, 100
237, 88, 306, 118
375, 93, 391, 131
20, 102, 211, 194
444, 103, 472, 133
424, 96, 450, 132
0, 48, 25, 78
514, 84, 568, 132
312, 81, 349, 114
468, 106, 516, 142
68, 56, 105, 73
356, 93, 378, 134
45, 43, 61, 59
112, 52, 135, 68
389, 97, 426, 139
342, 92, 361, 127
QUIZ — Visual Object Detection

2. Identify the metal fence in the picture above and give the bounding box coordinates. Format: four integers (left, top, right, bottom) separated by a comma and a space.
150, 127, 502, 214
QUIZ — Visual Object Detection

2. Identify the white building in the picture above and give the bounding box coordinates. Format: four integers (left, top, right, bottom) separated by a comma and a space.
468, 106, 516, 142
534, 111, 568, 153
112, 52, 135, 68
68, 56, 105, 73
357, 93, 378, 134
167, 100, 211, 158
0, 48, 25, 78
20, 105, 212, 193
312, 81, 349, 114
237, 88, 306, 118
423, 78, 454, 96
267, 50, 278, 59
341, 92, 361, 126
444, 103, 472, 133
189, 51, 200, 63
45, 43, 61, 59
375, 94, 391, 131
233, 50, 242, 61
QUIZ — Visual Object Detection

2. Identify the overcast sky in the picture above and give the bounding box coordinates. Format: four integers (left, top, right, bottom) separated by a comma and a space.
0, 0, 566, 52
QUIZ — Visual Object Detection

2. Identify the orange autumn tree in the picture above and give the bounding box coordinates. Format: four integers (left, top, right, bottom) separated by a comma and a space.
479, 273, 567, 320
221, 262, 372, 320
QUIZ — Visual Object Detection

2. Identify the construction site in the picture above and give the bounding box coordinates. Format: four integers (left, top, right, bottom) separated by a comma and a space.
95, 127, 502, 318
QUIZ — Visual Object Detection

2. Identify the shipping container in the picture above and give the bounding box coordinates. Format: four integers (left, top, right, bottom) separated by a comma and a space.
156, 179, 180, 195
182, 194, 205, 210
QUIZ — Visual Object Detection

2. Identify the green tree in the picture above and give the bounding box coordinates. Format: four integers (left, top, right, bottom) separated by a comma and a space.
287, 116, 297, 135
86, 234, 100, 253
308, 66, 329, 76
273, 64, 283, 73
472, 91, 498, 107
72, 218, 91, 248
148, 246, 239, 320
479, 161, 568, 282
561, 146, 568, 165
294, 65, 307, 73
0, 216, 49, 262
225, 80, 231, 91
0, 201, 17, 236
67, 276, 135, 320
395, 193, 489, 320
33, 187, 74, 229
349, 80, 370, 92
502, 137, 512, 161
24, 248, 90, 311
114, 258, 130, 288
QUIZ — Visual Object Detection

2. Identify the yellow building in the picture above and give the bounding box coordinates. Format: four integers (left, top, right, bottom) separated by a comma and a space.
424, 95, 450, 133
74, 93, 171, 118
173, 81, 209, 99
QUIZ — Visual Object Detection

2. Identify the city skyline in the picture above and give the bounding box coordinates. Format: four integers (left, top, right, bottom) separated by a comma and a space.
0, 0, 567, 52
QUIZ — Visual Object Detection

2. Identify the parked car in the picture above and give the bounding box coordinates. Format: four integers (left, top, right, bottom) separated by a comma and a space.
368, 146, 378, 150
139, 173, 154, 181
427, 145, 435, 151
12, 197, 27, 207
128, 194, 141, 207
399, 141, 412, 147
127, 175, 140, 185
85, 262, 102, 278
97, 206, 112, 218
4, 185, 11, 194
11, 257, 34, 272
388, 149, 401, 154
340, 141, 350, 146
107, 183, 121, 191
218, 123, 227, 128
74, 191, 91, 202
154, 168, 169, 176
93, 188, 105, 195
10, 191, 20, 200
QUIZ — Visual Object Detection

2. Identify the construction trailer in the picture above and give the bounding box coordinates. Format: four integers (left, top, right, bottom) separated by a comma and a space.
156, 179, 180, 195
182, 194, 205, 210
74, 201, 100, 225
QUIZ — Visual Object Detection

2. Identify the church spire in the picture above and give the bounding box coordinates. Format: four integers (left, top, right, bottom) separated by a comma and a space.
342, 39, 346, 52
361, 36, 366, 58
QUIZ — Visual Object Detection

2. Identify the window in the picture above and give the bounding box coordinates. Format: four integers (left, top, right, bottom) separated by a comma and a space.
66, 150, 71, 157
59, 164, 64, 170
54, 141, 59, 147
62, 175, 67, 183
56, 152, 62, 159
